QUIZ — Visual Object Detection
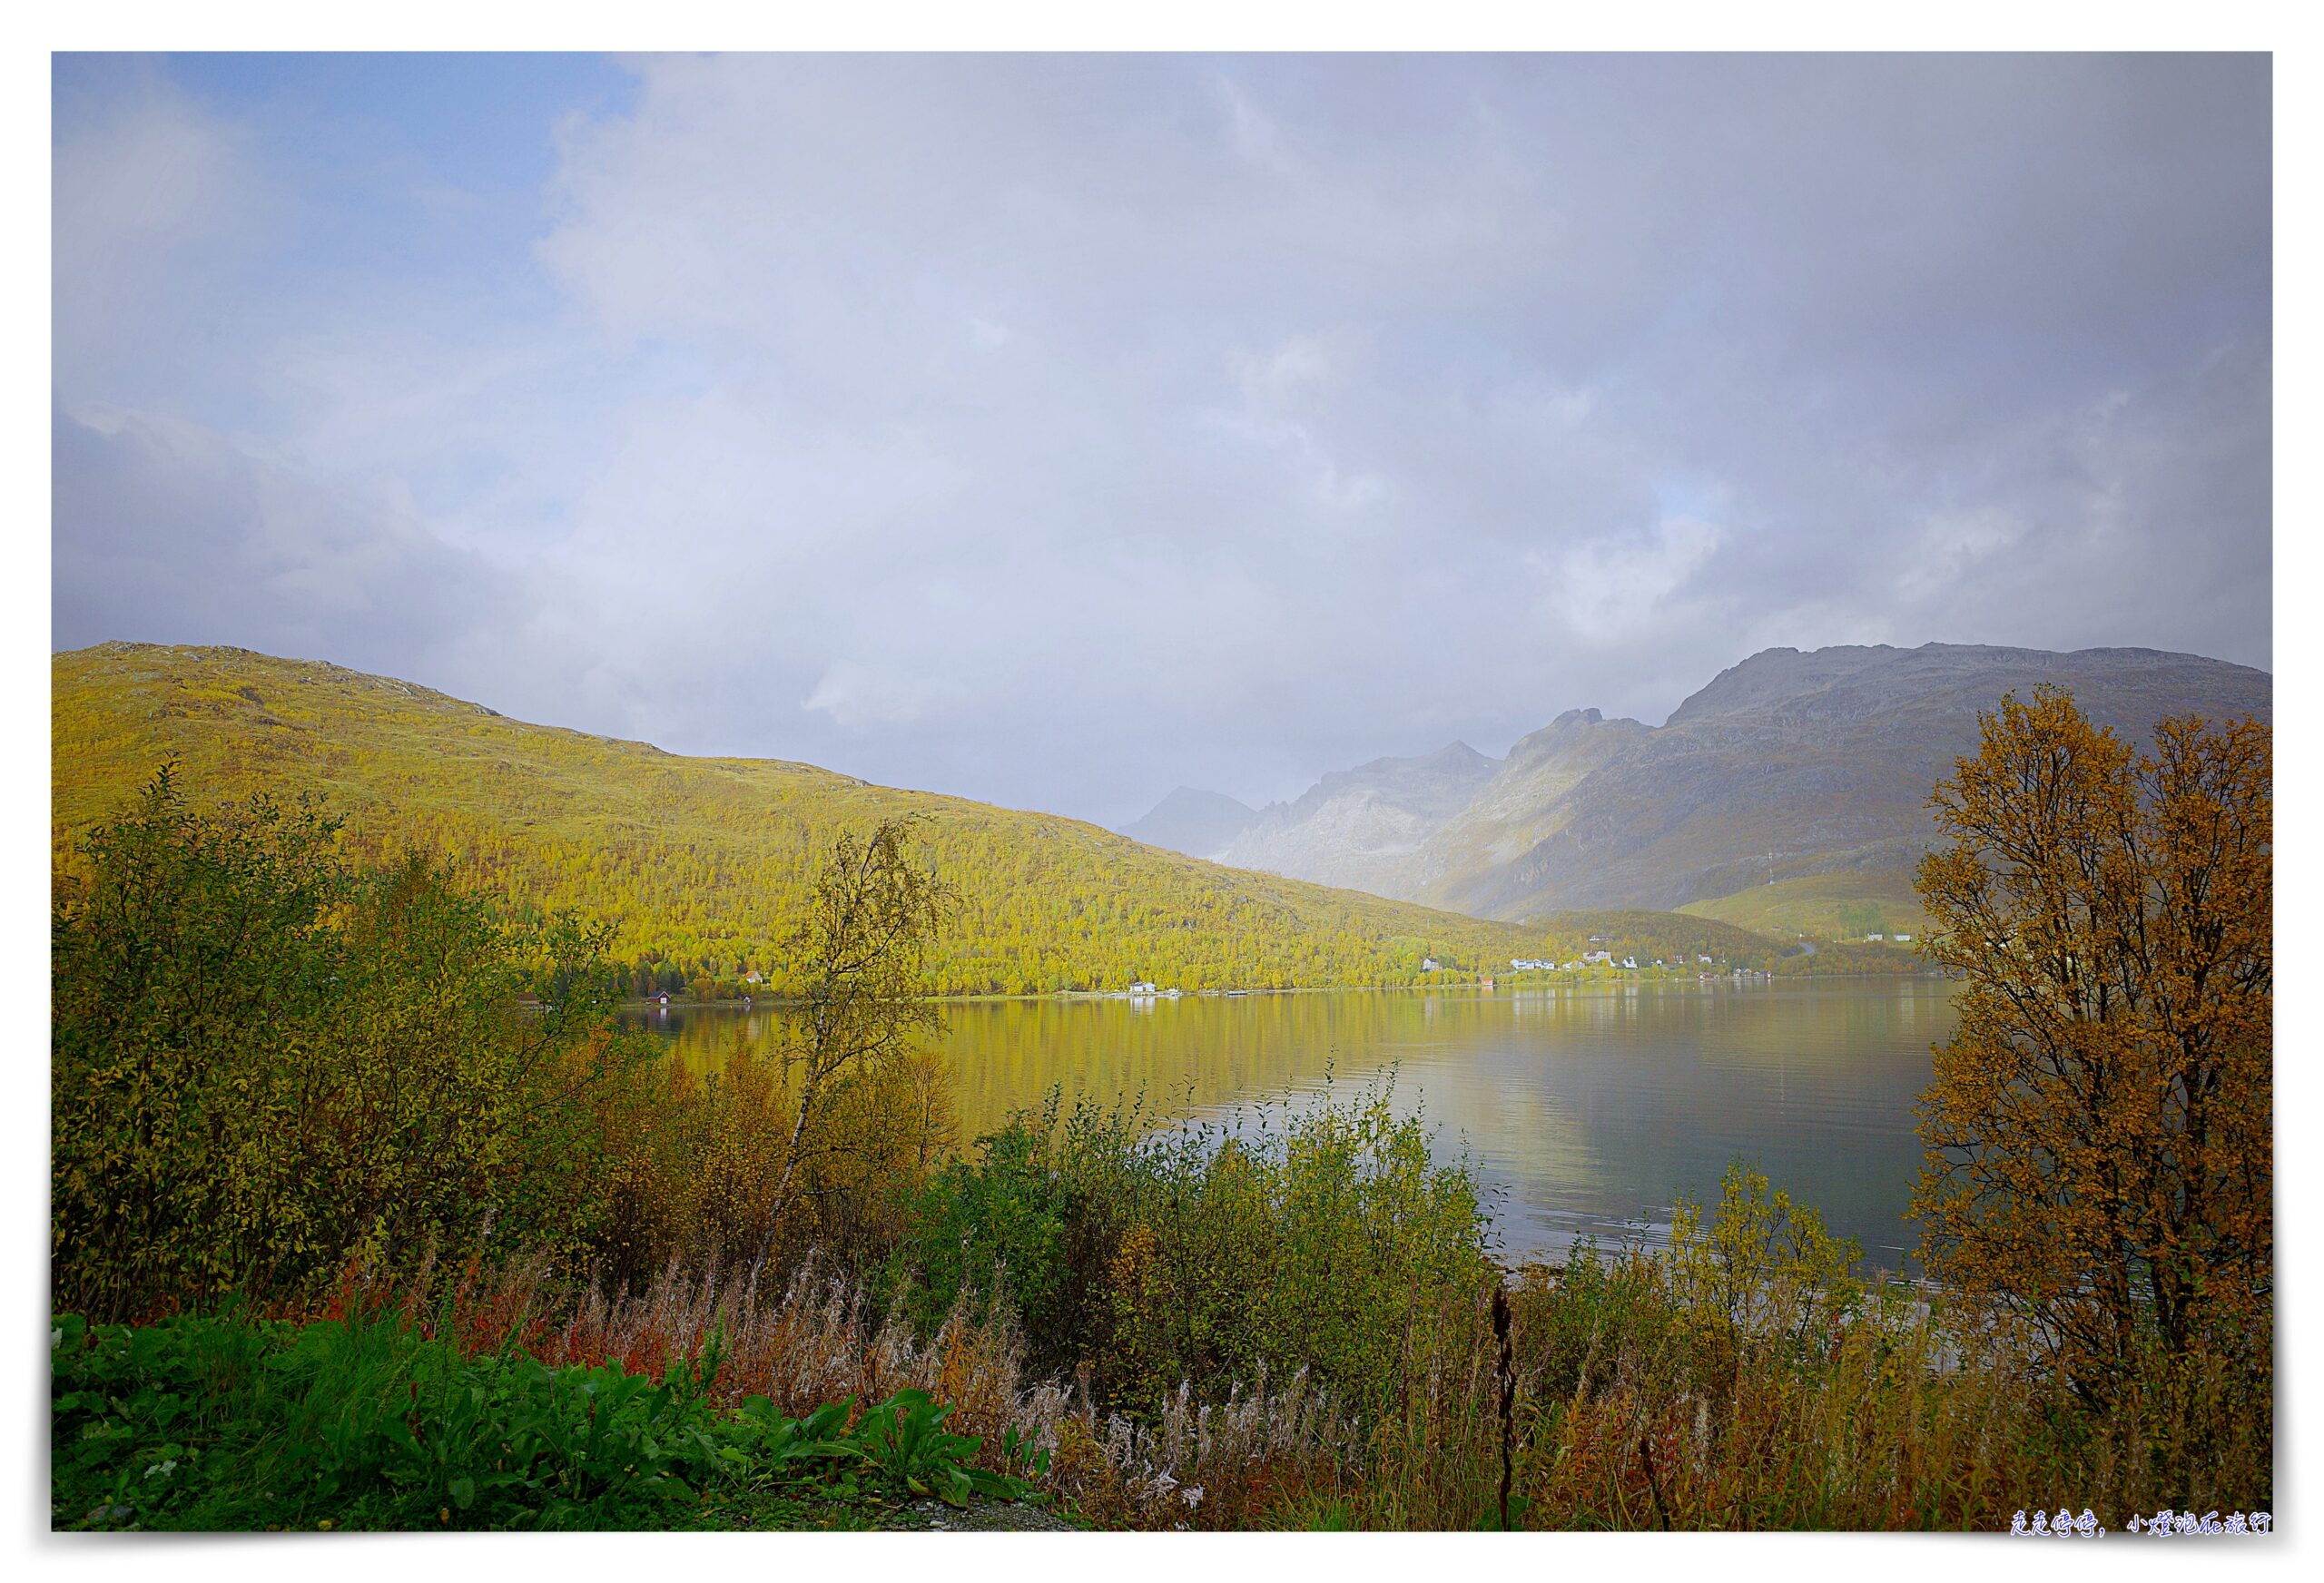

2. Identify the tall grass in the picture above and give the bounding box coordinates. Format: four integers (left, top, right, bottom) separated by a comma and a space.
220, 1246, 1359, 1531
55, 1089, 2271, 1531
1480, 1181, 2266, 1530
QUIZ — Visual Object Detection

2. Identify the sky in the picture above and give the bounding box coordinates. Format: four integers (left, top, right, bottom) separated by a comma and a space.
51, 53, 2272, 826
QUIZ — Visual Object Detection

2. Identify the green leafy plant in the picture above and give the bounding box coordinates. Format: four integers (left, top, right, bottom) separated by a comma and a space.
852, 1389, 1043, 1509
50, 1304, 1037, 1532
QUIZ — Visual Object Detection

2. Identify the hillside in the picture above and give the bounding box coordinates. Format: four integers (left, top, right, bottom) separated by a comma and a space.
1173, 644, 2271, 935
54, 643, 1683, 998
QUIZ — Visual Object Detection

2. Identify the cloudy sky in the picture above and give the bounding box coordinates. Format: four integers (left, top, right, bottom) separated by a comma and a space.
52, 53, 2271, 825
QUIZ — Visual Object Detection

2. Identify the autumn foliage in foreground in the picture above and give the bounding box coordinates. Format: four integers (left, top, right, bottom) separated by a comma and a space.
51, 703, 2272, 1529
1913, 692, 2270, 1431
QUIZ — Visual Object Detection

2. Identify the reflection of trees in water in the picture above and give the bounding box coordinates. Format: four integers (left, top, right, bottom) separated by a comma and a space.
627, 983, 1958, 1265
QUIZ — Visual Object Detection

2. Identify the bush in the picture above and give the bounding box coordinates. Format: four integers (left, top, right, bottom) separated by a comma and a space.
1491, 1163, 2271, 1530
1662, 1162, 1865, 1400
52, 768, 664, 1320
888, 1079, 1495, 1422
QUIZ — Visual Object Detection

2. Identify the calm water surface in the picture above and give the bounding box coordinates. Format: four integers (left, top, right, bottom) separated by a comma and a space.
625, 979, 1956, 1268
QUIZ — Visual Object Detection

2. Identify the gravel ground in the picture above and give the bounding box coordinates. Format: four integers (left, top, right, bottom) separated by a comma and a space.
893, 1496, 1085, 1532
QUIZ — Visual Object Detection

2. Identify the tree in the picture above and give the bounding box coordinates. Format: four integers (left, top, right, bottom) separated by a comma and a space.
1910, 688, 2270, 1402
750, 817, 952, 1279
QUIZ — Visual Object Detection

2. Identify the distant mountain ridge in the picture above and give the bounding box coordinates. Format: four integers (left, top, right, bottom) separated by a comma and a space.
1116, 786, 1256, 858
1156, 643, 2271, 935
1209, 742, 1502, 897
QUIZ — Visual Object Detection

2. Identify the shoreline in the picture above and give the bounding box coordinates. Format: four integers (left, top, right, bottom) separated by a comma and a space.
622, 968, 1948, 1012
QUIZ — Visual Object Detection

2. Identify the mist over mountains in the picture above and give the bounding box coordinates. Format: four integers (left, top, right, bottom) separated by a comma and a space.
1212, 742, 1501, 899
1119, 643, 2272, 934
1117, 787, 1259, 858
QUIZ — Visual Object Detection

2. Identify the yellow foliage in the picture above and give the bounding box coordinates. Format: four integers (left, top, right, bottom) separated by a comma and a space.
51, 643, 1715, 997
1911, 688, 2270, 1403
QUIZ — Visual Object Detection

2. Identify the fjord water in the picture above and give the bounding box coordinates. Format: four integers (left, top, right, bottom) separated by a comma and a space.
625, 979, 1955, 1268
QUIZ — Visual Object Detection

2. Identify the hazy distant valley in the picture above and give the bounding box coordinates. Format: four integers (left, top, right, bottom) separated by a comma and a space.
1121, 642, 2273, 938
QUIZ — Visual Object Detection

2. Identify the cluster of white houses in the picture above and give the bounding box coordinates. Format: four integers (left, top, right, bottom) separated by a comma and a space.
1509, 950, 1723, 972
1496, 943, 1738, 971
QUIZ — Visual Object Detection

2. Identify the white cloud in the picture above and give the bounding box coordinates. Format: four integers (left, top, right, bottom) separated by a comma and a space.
1233, 332, 1358, 408
1490, 381, 1597, 436
1542, 516, 1727, 647
803, 661, 958, 730
1219, 332, 1386, 516
1895, 506, 2024, 603
1216, 74, 1295, 176
53, 403, 534, 677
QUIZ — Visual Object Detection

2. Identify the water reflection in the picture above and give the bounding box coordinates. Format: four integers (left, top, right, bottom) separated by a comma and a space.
625, 980, 1955, 1268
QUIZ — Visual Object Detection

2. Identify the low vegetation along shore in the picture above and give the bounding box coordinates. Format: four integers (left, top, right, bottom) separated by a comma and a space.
50, 690, 2271, 1531
53, 1155, 2268, 1533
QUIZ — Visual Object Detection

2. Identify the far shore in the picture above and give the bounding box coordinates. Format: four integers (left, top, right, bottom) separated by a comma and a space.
619, 968, 1947, 1013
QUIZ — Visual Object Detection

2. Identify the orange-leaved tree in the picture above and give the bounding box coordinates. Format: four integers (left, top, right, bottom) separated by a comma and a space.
1911, 686, 2270, 1403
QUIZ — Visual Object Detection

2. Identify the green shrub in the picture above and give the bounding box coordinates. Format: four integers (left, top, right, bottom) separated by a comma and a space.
1662, 1161, 1865, 1399
890, 1078, 1495, 1422
51, 768, 663, 1321
883, 1089, 1147, 1378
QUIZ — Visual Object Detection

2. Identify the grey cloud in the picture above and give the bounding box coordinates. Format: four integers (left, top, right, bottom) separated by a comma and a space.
54, 54, 2270, 827
53, 407, 536, 687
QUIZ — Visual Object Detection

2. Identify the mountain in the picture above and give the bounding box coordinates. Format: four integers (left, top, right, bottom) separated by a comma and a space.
53, 643, 1618, 998
1117, 786, 1257, 858
1205, 644, 2273, 937
1213, 742, 1501, 898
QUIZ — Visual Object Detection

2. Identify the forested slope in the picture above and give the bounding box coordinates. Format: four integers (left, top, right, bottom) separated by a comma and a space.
55, 643, 1620, 997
